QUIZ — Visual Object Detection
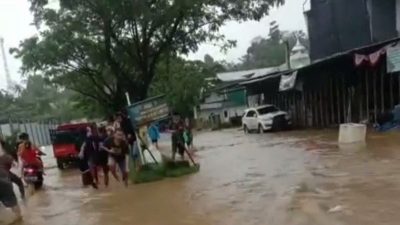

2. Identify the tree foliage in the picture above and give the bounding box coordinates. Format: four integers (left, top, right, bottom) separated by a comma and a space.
13, 0, 284, 113
0, 76, 85, 122
149, 57, 217, 116
239, 30, 309, 70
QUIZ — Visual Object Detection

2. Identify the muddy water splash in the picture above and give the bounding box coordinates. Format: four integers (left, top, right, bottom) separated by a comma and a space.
7, 129, 400, 225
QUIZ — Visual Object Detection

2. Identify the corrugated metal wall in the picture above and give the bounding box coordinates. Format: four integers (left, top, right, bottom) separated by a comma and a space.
307, 0, 398, 61
0, 120, 59, 147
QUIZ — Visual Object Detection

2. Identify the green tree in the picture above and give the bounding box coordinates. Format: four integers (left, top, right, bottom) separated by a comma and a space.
149, 57, 213, 116
13, 0, 284, 112
0, 76, 85, 121
239, 30, 309, 70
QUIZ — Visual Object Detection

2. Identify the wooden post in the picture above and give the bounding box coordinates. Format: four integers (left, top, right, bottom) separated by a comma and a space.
291, 93, 297, 126
366, 70, 370, 122
307, 92, 312, 127
373, 70, 378, 122
310, 91, 314, 127
359, 71, 363, 123
390, 72, 394, 108
319, 90, 324, 127
329, 77, 335, 124
336, 77, 342, 124
302, 92, 306, 127
314, 91, 320, 127
342, 75, 347, 123
324, 81, 330, 126
398, 73, 400, 104
380, 64, 385, 113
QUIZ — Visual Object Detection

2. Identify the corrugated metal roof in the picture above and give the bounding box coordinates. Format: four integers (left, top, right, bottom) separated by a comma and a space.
217, 67, 281, 82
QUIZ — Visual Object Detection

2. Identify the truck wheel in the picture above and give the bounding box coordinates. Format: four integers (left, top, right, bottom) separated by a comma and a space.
57, 159, 64, 170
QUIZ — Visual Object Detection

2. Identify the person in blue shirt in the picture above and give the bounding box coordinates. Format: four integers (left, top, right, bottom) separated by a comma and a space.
148, 123, 160, 150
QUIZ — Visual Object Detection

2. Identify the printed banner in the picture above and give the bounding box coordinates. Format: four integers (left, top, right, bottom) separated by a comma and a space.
279, 71, 298, 91
127, 95, 169, 126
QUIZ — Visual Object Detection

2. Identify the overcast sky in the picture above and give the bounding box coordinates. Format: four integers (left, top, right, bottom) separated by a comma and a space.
0, 0, 308, 90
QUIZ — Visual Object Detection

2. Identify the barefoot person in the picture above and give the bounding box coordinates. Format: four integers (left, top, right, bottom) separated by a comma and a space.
96, 126, 110, 187
172, 124, 186, 161
0, 142, 22, 222
103, 129, 129, 186
0, 139, 25, 201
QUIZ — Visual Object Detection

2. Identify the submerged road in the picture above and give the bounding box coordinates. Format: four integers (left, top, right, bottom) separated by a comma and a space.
3, 129, 400, 225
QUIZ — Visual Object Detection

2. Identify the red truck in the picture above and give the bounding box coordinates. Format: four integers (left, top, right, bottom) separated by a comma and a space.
50, 123, 96, 170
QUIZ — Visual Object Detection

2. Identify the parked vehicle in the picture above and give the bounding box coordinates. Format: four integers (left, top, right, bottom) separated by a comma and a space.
50, 123, 95, 169
242, 105, 291, 133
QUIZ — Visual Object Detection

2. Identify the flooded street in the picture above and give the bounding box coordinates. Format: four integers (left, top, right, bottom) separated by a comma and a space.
3, 129, 400, 225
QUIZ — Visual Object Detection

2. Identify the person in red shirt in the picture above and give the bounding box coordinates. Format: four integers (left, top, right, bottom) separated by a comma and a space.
17, 133, 43, 169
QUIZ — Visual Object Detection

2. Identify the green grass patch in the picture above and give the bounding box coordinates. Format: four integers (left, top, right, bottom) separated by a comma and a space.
129, 159, 200, 184
164, 161, 200, 177
129, 162, 165, 184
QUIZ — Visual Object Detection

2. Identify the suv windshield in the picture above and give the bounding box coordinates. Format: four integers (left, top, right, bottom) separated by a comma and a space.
257, 106, 279, 115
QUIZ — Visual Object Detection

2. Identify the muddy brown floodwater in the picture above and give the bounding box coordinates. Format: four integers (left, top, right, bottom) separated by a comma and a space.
4, 129, 400, 225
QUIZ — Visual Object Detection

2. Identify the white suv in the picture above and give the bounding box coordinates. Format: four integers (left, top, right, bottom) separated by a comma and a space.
242, 105, 291, 133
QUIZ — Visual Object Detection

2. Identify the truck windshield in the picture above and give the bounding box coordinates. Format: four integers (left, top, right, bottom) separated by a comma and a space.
257, 106, 279, 115
53, 131, 85, 145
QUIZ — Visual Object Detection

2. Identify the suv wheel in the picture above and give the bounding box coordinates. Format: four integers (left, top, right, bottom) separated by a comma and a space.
243, 125, 249, 134
258, 124, 264, 134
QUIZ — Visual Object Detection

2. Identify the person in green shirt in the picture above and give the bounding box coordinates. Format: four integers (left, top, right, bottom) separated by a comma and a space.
183, 126, 193, 151
171, 124, 185, 161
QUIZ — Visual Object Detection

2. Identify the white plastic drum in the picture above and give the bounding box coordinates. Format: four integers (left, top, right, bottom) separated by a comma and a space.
338, 123, 367, 144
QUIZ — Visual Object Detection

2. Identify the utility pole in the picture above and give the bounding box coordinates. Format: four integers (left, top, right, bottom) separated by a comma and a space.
0, 37, 12, 90
284, 40, 291, 70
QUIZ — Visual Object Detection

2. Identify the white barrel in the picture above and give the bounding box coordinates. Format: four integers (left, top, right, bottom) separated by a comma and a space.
338, 123, 367, 144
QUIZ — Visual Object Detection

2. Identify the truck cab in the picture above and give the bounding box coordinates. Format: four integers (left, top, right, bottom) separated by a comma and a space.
50, 123, 96, 169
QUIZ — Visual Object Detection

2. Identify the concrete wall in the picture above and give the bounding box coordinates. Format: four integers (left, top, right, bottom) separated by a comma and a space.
198, 106, 246, 124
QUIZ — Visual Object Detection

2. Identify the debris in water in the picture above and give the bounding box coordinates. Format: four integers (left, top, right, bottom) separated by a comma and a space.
328, 205, 344, 213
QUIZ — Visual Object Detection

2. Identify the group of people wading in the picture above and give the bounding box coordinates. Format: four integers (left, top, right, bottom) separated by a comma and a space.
0, 111, 194, 223
78, 112, 194, 189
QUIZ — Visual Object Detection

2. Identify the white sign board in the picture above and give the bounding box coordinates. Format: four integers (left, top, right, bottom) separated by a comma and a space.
279, 71, 298, 91
387, 45, 400, 73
